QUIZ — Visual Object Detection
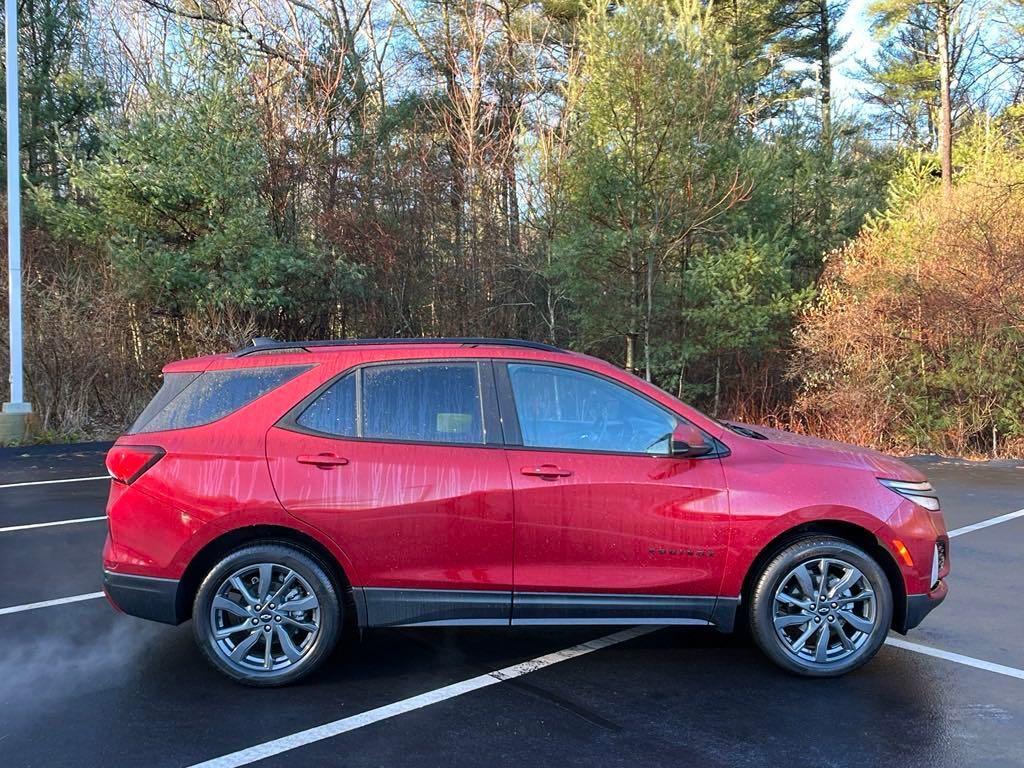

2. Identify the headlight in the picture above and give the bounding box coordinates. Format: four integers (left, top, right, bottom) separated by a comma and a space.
879, 479, 940, 511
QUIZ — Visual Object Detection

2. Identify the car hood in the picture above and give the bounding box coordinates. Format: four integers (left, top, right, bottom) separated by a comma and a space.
728, 423, 926, 482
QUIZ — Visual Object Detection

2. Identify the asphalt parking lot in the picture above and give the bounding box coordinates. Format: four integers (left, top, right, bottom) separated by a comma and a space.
1, 444, 1022, 768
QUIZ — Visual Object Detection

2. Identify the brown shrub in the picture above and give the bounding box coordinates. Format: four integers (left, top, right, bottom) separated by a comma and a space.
0, 227, 259, 441
789, 126, 1024, 458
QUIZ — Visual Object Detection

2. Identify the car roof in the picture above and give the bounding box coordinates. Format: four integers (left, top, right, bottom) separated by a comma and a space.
236, 337, 565, 356
162, 338, 578, 373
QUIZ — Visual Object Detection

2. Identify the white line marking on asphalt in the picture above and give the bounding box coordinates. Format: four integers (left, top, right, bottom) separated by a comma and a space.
0, 592, 105, 616
0, 475, 109, 490
886, 636, 1024, 681
947, 508, 1024, 538
186, 626, 656, 768
0, 516, 107, 533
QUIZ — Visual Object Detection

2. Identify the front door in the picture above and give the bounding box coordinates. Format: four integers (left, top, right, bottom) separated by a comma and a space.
266, 360, 514, 626
499, 362, 730, 625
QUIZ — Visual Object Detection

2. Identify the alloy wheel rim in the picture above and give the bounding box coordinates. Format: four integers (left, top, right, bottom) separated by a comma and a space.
772, 557, 877, 665
210, 562, 321, 674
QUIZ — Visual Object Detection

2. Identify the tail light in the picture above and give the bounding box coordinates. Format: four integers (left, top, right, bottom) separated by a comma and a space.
106, 445, 165, 484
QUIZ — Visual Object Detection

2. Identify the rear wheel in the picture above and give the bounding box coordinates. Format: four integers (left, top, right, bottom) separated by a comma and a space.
193, 543, 341, 686
749, 536, 892, 677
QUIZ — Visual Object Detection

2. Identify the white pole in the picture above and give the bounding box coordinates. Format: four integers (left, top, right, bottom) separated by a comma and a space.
4, 0, 30, 423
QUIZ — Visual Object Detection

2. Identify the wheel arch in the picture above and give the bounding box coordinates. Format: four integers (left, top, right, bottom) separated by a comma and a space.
738, 520, 907, 632
175, 524, 357, 625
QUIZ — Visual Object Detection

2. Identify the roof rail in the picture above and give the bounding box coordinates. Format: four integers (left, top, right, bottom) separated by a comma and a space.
233, 337, 566, 357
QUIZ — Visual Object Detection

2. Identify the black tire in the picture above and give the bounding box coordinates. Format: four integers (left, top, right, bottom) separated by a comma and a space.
193, 543, 341, 687
749, 536, 892, 677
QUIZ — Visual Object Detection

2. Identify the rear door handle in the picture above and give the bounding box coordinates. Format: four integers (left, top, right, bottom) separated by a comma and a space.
297, 453, 349, 468
520, 465, 572, 479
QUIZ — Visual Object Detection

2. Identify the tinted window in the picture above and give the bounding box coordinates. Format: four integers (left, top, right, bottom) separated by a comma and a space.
507, 363, 676, 454
296, 373, 356, 436
132, 365, 310, 433
128, 372, 198, 433
363, 363, 483, 444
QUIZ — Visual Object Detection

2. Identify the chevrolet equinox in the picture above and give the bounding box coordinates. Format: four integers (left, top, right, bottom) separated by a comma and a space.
102, 337, 949, 686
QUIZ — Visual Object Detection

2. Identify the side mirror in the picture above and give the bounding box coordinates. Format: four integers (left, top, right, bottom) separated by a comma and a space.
670, 423, 714, 458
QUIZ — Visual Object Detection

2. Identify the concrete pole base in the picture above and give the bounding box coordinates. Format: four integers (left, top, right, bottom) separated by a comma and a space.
0, 402, 32, 444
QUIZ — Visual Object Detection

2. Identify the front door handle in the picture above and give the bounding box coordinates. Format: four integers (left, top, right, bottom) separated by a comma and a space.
297, 453, 350, 468
520, 465, 572, 479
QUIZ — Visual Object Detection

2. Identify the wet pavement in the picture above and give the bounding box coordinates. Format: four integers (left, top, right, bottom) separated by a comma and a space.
0, 445, 1021, 768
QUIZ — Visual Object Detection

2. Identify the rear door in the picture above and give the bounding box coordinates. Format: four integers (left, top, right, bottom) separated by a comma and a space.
498, 361, 730, 625
266, 359, 515, 626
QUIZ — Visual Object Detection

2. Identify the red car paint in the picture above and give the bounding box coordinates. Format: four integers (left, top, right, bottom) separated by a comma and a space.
103, 341, 949, 633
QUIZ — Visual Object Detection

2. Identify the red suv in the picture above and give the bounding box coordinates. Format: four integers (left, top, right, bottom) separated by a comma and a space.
102, 338, 949, 685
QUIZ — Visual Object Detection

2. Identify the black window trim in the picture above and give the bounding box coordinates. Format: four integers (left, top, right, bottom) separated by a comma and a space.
277, 358, 504, 449
493, 360, 728, 459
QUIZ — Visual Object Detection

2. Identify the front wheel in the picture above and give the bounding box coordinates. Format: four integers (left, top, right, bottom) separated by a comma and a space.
193, 543, 341, 686
749, 536, 892, 677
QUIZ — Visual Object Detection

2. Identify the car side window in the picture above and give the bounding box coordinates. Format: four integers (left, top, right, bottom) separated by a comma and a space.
296, 372, 356, 436
363, 363, 484, 444
507, 363, 677, 455
134, 365, 311, 434
296, 363, 485, 445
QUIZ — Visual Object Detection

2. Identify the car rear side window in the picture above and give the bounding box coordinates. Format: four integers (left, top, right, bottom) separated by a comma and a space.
130, 365, 311, 434
295, 373, 356, 436
363, 363, 483, 444
294, 362, 485, 445
127, 372, 198, 433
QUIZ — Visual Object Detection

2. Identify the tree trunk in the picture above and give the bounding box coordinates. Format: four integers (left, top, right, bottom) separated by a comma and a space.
626, 249, 639, 374
501, 2, 521, 260
676, 238, 691, 399
441, 4, 465, 271
713, 355, 721, 417
547, 288, 557, 346
818, 2, 832, 160
816, 1, 834, 251
936, 0, 953, 195
506, 160, 520, 257
815, 2, 831, 159
644, 251, 653, 382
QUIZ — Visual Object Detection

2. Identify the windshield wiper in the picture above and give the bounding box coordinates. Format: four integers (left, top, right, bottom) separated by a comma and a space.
721, 421, 768, 440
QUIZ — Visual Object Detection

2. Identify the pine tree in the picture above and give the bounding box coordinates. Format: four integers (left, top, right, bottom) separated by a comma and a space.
553, 0, 749, 378
869, 0, 964, 192
769, 0, 850, 157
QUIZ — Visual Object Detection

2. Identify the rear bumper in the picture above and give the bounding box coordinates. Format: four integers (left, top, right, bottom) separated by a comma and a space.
897, 578, 948, 633
103, 570, 184, 625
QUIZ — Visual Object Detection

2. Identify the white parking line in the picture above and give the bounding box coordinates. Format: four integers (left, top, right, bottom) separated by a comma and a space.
0, 475, 108, 490
183, 624, 1024, 768
0, 516, 106, 533
186, 626, 656, 768
0, 591, 105, 616
947, 508, 1024, 538
886, 636, 1024, 681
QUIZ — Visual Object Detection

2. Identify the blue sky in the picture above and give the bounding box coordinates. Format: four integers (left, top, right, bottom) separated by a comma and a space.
832, 0, 879, 109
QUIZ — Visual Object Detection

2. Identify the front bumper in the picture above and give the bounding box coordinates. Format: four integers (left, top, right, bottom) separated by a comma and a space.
103, 570, 184, 625
896, 578, 948, 633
